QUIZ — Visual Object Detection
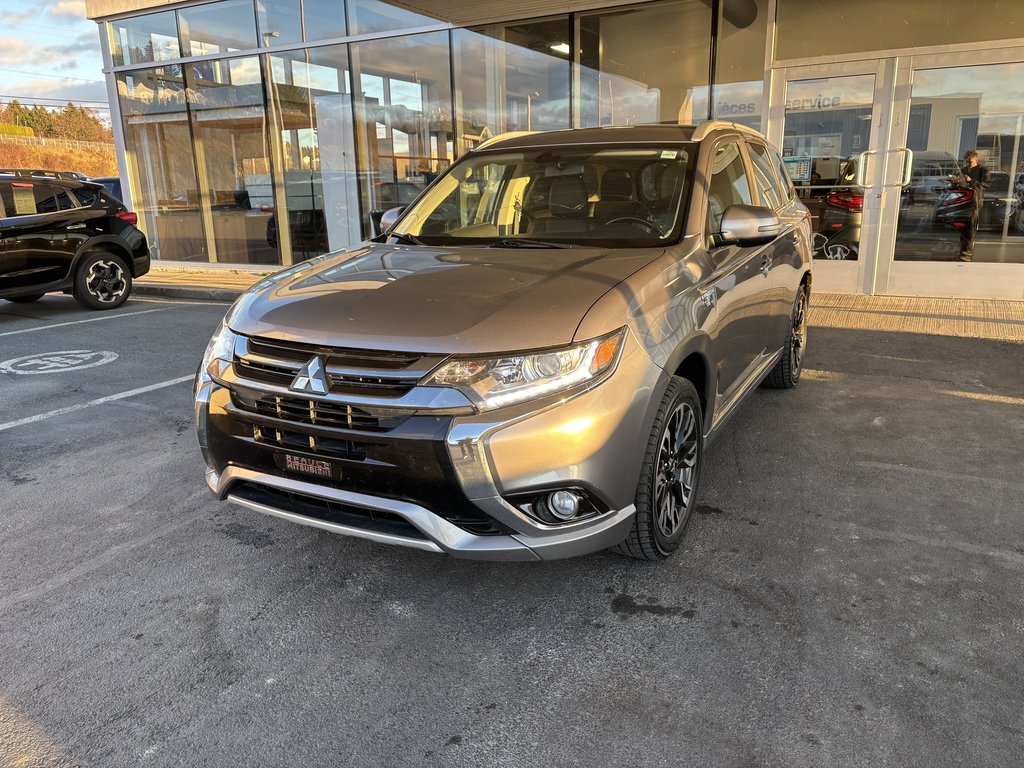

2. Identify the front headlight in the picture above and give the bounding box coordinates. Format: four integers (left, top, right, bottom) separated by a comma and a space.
200, 320, 238, 381
423, 328, 626, 411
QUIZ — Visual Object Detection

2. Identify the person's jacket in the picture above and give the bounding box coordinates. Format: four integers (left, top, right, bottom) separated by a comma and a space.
965, 165, 991, 208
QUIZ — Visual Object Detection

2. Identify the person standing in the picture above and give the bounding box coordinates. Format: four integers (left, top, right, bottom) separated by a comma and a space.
959, 150, 991, 262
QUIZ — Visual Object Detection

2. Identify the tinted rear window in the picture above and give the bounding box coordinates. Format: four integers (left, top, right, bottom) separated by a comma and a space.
74, 187, 100, 207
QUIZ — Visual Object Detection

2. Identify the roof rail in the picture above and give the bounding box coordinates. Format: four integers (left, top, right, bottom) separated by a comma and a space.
0, 169, 87, 181
472, 131, 537, 151
691, 120, 764, 141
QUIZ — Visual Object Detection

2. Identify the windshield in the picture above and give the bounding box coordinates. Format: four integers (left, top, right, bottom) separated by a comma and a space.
389, 145, 693, 248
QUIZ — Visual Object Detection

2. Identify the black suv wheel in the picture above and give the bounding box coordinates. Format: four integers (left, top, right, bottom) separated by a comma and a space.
73, 253, 132, 310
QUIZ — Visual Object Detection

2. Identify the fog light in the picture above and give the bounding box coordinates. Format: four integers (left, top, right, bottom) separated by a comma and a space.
547, 490, 581, 521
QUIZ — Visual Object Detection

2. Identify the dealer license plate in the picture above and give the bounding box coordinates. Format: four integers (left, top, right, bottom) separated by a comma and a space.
279, 453, 337, 480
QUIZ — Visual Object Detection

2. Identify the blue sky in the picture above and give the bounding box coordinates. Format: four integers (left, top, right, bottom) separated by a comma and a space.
0, 0, 110, 119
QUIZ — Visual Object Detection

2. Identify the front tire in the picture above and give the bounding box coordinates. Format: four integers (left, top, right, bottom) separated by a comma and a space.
615, 377, 703, 561
6, 293, 45, 303
73, 253, 132, 310
764, 286, 808, 389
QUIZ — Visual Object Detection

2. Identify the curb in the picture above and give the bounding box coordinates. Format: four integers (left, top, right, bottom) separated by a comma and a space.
134, 283, 247, 302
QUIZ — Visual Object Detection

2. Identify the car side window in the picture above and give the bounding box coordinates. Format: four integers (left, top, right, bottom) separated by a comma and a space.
33, 184, 59, 214
0, 183, 9, 217
707, 142, 753, 233
54, 186, 78, 211
748, 143, 786, 209
770, 150, 796, 199
74, 187, 99, 207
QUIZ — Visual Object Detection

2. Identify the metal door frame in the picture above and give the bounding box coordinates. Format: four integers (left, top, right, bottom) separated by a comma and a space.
766, 58, 900, 295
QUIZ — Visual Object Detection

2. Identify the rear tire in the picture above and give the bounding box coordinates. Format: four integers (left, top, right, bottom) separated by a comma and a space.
6, 294, 45, 303
764, 286, 808, 389
614, 377, 703, 561
73, 252, 132, 310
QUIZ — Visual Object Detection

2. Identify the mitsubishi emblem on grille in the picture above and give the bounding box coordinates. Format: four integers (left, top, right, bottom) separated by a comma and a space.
289, 356, 329, 395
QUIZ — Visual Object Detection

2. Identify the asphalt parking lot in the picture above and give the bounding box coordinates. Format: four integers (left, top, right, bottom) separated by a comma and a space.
1, 293, 1022, 768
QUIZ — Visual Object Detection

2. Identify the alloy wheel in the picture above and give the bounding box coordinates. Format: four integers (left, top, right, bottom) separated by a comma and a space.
654, 402, 699, 539
86, 260, 127, 304
790, 290, 807, 375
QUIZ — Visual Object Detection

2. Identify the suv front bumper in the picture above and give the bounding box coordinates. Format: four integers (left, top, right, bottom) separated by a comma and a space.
195, 330, 666, 560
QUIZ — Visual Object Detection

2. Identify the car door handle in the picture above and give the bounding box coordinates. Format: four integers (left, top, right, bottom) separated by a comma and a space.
760, 256, 772, 277
67, 224, 86, 230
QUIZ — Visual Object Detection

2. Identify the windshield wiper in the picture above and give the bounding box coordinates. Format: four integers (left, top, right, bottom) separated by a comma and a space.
387, 231, 426, 246
486, 238, 573, 249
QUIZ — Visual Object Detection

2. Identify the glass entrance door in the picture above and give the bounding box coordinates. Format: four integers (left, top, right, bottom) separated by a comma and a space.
879, 51, 1024, 299
769, 51, 1024, 299
767, 60, 897, 293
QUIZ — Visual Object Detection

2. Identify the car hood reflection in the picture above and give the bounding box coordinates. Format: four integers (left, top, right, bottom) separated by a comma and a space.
229, 242, 665, 354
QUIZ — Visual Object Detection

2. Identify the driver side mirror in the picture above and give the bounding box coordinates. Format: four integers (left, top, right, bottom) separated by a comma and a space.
378, 205, 405, 236
715, 204, 781, 247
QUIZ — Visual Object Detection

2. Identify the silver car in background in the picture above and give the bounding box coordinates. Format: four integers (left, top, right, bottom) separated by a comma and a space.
195, 121, 813, 561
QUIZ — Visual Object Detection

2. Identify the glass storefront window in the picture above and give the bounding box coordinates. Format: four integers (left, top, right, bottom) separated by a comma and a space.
577, 0, 712, 127
117, 67, 207, 262
776, 0, 1024, 61
350, 30, 453, 236
110, 12, 181, 67
453, 17, 571, 155
179, 0, 258, 56
710, 0, 767, 128
186, 56, 277, 264
346, 0, 436, 36
894, 62, 1024, 264
256, 0, 348, 46
269, 45, 363, 260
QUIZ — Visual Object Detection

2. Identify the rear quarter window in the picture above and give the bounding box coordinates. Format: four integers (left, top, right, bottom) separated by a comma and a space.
74, 187, 100, 207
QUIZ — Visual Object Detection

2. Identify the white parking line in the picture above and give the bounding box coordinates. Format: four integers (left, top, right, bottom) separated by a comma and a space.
0, 375, 195, 433
0, 307, 173, 338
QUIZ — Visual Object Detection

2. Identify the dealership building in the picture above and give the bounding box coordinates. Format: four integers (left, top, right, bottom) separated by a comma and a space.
85, 0, 1024, 299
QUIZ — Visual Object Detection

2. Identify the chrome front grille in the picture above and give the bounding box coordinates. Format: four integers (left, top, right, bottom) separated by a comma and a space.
231, 391, 409, 433
234, 335, 443, 398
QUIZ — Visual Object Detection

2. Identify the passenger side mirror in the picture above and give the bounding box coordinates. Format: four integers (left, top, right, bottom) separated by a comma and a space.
715, 204, 781, 247
378, 206, 406, 235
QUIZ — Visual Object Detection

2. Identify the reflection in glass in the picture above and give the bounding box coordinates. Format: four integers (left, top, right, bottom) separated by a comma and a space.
269, 45, 362, 260
709, 0, 767, 128
783, 75, 875, 261
346, 0, 436, 35
256, 0, 347, 46
110, 12, 181, 67
392, 146, 693, 247
117, 67, 206, 262
895, 62, 1024, 264
351, 31, 453, 237
453, 18, 571, 155
179, 0, 258, 56
577, 1, 711, 127
186, 56, 277, 264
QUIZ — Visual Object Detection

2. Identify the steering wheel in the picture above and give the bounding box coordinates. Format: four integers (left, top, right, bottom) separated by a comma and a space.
606, 216, 660, 234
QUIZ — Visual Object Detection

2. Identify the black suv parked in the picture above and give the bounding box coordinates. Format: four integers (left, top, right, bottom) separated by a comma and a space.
0, 170, 150, 310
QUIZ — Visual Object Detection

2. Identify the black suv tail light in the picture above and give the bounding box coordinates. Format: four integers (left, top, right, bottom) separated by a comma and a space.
826, 191, 864, 211
939, 189, 974, 207
116, 211, 138, 225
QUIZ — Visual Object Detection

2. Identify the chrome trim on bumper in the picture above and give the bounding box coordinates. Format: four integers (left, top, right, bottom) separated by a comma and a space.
205, 467, 634, 561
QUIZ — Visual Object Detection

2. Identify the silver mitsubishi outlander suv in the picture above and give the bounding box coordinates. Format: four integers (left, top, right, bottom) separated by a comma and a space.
194, 122, 812, 561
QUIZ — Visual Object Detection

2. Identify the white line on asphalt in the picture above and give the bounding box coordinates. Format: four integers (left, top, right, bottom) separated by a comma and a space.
0, 307, 173, 338
0, 375, 195, 433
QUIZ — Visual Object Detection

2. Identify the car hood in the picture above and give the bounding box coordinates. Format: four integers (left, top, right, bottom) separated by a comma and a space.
228, 242, 664, 354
